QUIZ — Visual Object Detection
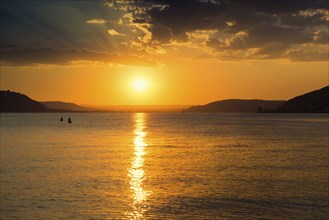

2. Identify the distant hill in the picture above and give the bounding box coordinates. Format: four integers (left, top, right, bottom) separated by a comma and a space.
0, 90, 50, 112
186, 99, 285, 113
2, 87, 328, 113
276, 86, 329, 113
42, 101, 92, 112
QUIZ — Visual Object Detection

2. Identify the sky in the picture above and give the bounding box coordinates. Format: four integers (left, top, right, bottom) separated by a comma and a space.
0, 0, 328, 105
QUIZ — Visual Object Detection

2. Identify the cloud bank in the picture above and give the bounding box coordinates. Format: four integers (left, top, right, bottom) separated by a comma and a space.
1, 48, 157, 67
126, 0, 328, 61
1, 0, 328, 66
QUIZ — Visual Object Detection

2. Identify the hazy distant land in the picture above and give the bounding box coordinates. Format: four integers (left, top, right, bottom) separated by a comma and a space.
186, 99, 285, 113
41, 101, 93, 112
0, 91, 188, 113
1, 86, 328, 113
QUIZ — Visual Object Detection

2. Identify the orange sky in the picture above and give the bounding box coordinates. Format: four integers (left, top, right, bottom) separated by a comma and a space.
0, 0, 328, 105
1, 60, 327, 105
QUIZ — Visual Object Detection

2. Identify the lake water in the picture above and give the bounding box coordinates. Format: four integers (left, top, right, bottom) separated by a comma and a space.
0, 113, 328, 219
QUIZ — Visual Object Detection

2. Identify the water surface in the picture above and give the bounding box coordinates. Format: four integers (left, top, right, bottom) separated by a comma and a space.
1, 113, 328, 219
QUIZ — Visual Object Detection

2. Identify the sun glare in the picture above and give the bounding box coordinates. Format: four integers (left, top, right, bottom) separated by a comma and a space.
133, 79, 147, 91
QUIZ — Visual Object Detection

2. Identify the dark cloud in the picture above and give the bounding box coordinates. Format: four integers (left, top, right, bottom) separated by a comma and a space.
247, 25, 313, 47
1, 0, 328, 62
148, 0, 226, 40
208, 24, 313, 52
206, 36, 246, 51
0, 48, 157, 67
150, 24, 173, 43
279, 12, 328, 28
225, 0, 328, 14
314, 31, 329, 44
133, 18, 148, 23
257, 43, 289, 56
133, 0, 328, 61
287, 50, 329, 62
139, 0, 327, 40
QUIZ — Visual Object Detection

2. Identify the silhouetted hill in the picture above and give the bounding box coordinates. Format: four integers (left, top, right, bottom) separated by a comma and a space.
187, 99, 285, 113
42, 101, 92, 112
277, 86, 329, 113
0, 90, 50, 112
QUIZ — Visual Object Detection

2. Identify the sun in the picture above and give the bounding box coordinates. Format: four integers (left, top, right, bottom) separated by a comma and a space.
133, 79, 148, 91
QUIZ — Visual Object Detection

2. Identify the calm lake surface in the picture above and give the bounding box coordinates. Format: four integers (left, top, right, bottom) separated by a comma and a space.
1, 113, 328, 219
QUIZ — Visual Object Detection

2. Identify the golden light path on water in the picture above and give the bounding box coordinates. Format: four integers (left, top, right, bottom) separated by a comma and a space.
127, 113, 150, 219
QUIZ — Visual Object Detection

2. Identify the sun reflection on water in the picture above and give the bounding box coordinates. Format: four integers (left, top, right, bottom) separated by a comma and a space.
127, 113, 150, 219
